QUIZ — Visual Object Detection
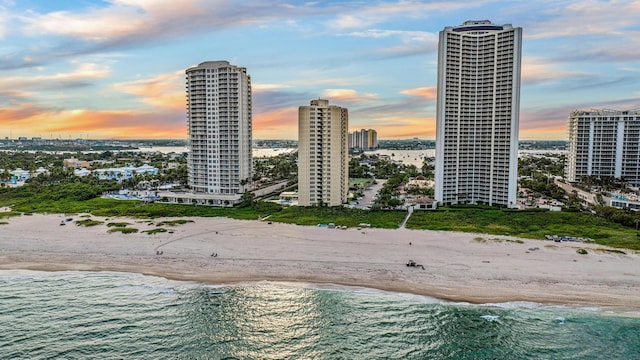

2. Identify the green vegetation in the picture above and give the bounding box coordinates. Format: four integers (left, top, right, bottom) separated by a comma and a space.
75, 219, 104, 227
406, 208, 640, 250
142, 228, 168, 235
155, 219, 193, 226
0, 211, 22, 218
108, 227, 138, 234
107, 222, 131, 227
2, 172, 640, 250
473, 237, 524, 244
576, 248, 588, 255
595, 248, 626, 255
0, 221, 8, 225
268, 206, 405, 229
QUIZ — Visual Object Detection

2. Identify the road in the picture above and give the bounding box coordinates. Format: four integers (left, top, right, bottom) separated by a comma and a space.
353, 179, 386, 209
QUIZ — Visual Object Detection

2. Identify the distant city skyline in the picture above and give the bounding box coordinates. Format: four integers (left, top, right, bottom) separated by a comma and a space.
0, 1, 639, 140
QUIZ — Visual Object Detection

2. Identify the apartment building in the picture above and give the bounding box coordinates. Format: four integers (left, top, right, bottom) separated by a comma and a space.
435, 20, 522, 207
349, 129, 378, 150
185, 61, 252, 202
565, 109, 640, 185
298, 99, 349, 206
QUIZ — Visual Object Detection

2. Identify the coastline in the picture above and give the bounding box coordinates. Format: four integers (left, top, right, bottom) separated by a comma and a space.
1, 213, 639, 309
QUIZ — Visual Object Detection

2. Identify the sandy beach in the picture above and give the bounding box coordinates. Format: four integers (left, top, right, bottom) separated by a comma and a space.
1, 213, 639, 309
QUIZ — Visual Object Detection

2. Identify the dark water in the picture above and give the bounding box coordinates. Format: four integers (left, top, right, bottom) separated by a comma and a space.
0, 271, 638, 359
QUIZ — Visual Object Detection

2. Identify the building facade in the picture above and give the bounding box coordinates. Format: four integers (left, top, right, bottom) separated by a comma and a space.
186, 61, 252, 198
298, 99, 349, 206
565, 109, 640, 185
435, 20, 522, 207
349, 129, 378, 150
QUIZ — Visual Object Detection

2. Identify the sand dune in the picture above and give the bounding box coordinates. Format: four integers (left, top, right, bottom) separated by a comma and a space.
1, 213, 639, 309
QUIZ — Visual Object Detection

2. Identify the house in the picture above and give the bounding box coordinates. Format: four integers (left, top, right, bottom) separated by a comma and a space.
409, 196, 437, 210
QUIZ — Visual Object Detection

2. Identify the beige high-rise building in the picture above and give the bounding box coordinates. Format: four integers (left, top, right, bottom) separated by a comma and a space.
185, 61, 252, 201
298, 99, 349, 206
435, 20, 522, 207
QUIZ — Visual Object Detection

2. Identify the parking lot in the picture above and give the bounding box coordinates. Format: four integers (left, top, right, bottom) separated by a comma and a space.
352, 179, 386, 209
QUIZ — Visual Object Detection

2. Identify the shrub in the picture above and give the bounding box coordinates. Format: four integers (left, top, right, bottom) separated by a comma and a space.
576, 248, 588, 255
107, 222, 131, 227
142, 228, 168, 235
75, 219, 104, 227
108, 227, 138, 234
156, 219, 193, 226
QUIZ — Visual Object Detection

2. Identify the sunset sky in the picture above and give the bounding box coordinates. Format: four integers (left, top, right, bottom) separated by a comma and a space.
1, 0, 639, 140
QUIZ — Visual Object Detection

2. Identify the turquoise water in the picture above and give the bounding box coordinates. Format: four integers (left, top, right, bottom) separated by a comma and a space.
1, 271, 638, 359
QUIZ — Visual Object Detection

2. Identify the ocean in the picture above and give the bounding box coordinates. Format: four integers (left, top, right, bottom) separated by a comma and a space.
1, 271, 638, 359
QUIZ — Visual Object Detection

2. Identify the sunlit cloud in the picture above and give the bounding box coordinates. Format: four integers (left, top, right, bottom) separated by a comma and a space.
20, 0, 316, 47
0, 62, 109, 91
521, 57, 585, 85
253, 107, 298, 139
113, 70, 184, 110
0, 104, 184, 139
322, 89, 378, 103
252, 83, 291, 92
327, 15, 378, 30
401, 87, 436, 100
351, 115, 435, 139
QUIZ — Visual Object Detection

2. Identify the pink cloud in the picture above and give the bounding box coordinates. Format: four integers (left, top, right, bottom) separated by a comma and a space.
113, 70, 185, 110
401, 86, 437, 100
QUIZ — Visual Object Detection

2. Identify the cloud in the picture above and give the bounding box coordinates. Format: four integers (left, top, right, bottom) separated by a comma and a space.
327, 14, 378, 30
345, 29, 439, 58
520, 57, 586, 85
0, 62, 109, 92
253, 107, 298, 139
322, 89, 378, 103
19, 0, 318, 49
348, 29, 435, 43
527, 0, 640, 39
252, 83, 291, 91
326, 0, 491, 31
0, 103, 185, 139
518, 97, 640, 140
401, 87, 436, 100
351, 115, 436, 139
113, 70, 184, 110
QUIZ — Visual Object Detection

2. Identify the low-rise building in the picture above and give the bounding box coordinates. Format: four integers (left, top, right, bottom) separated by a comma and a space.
63, 157, 90, 169
93, 165, 158, 181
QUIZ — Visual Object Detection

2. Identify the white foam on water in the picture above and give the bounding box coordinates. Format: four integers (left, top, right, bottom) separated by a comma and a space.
480, 315, 500, 322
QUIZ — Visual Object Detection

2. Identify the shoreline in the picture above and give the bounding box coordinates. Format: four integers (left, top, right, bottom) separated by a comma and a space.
1, 213, 639, 310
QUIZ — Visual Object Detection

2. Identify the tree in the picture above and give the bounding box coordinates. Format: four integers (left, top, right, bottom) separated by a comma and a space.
239, 191, 256, 207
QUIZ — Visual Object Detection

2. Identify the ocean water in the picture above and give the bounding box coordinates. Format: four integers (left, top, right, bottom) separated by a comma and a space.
0, 271, 638, 359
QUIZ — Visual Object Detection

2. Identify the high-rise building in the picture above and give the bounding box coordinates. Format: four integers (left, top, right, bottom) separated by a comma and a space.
349, 129, 378, 150
298, 99, 349, 206
566, 109, 640, 185
435, 20, 522, 207
186, 61, 252, 198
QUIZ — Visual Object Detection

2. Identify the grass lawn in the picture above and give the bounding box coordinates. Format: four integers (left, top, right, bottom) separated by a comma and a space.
349, 178, 373, 189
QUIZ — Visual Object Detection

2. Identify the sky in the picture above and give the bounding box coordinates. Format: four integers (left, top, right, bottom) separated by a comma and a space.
0, 0, 639, 141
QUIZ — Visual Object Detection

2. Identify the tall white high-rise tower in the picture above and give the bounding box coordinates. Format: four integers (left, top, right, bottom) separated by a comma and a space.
435, 20, 522, 207
186, 61, 252, 199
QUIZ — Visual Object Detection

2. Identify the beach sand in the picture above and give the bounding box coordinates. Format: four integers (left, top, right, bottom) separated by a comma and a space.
1, 213, 639, 309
